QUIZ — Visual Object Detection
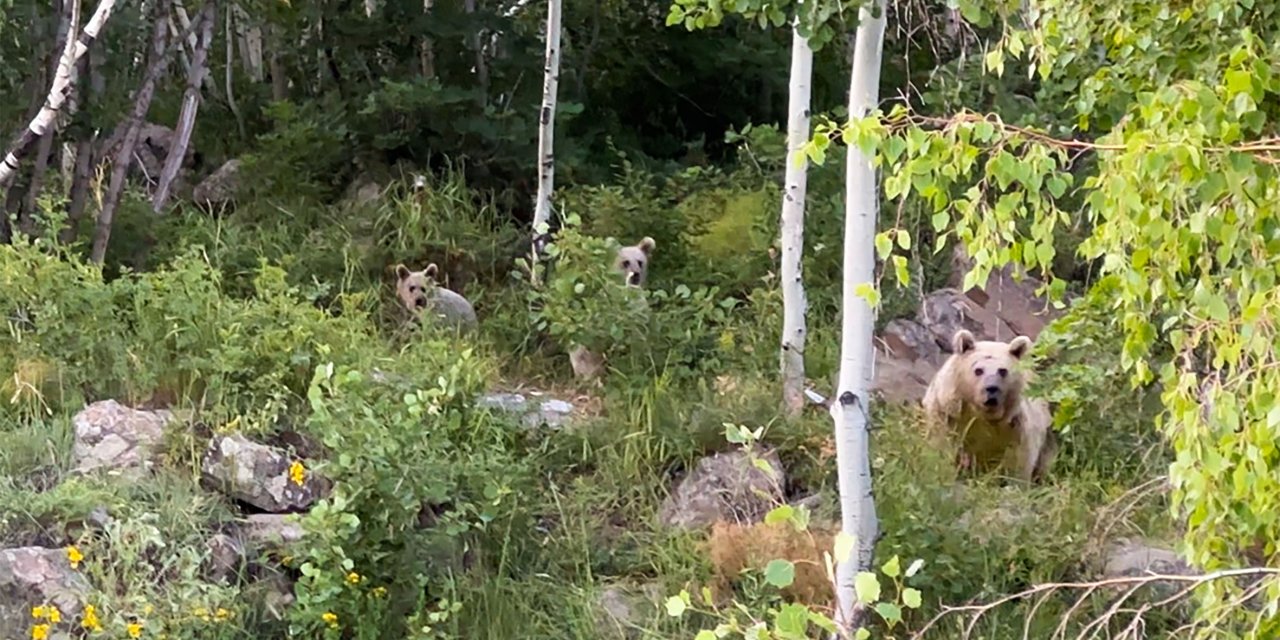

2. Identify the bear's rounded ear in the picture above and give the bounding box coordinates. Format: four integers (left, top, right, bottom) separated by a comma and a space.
1009, 336, 1033, 359
952, 329, 976, 354
424, 263, 439, 279
638, 237, 656, 255
394, 264, 411, 281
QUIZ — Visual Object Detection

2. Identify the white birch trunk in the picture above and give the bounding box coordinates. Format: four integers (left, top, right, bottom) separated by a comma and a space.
529, 0, 563, 282
779, 23, 813, 417
830, 0, 887, 634
0, 0, 115, 190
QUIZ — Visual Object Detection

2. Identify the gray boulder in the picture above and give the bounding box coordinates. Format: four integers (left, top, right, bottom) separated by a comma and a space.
0, 547, 90, 638
71, 400, 174, 477
658, 447, 785, 530
201, 434, 329, 512
192, 158, 242, 206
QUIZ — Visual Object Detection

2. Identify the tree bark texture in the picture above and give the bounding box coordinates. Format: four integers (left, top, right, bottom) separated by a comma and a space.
153, 0, 216, 213
0, 0, 117, 191
529, 0, 563, 284
779, 24, 813, 418
831, 0, 887, 634
20, 0, 78, 234
90, 0, 173, 264
464, 0, 489, 101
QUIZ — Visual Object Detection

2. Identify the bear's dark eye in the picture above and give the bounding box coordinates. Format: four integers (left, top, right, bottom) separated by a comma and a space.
622, 260, 631, 268
409, 286, 418, 293
637, 260, 645, 269
974, 368, 985, 376
998, 368, 1008, 377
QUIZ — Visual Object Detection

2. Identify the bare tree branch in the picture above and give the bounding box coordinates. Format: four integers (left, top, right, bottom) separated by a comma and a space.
912, 566, 1280, 640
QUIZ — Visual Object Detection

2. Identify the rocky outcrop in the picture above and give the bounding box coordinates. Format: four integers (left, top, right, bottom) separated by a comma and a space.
71, 400, 174, 477
659, 448, 785, 530
200, 435, 329, 513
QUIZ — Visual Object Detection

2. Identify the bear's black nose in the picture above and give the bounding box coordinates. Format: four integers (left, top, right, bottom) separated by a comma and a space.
984, 385, 1000, 395
626, 272, 640, 286
414, 297, 427, 309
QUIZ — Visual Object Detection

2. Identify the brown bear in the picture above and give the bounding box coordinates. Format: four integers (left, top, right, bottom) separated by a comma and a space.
567, 237, 657, 381
394, 263, 478, 333
921, 329, 1056, 483
614, 236, 655, 287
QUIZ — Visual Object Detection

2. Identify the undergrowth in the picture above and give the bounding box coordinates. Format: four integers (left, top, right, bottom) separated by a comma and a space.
0, 160, 1177, 639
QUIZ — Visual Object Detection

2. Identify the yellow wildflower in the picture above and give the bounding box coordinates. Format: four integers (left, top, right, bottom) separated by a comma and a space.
214, 608, 232, 622
127, 621, 144, 638
142, 603, 154, 616
345, 572, 362, 586
31, 624, 50, 640
66, 546, 84, 569
31, 606, 47, 619
194, 607, 210, 622
81, 605, 103, 631
46, 607, 61, 624
371, 586, 388, 598
321, 612, 339, 629
288, 461, 306, 486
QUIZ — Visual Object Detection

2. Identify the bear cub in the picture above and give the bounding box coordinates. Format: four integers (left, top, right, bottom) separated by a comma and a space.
394, 263, 478, 333
921, 329, 1056, 483
567, 237, 658, 381
614, 236, 655, 287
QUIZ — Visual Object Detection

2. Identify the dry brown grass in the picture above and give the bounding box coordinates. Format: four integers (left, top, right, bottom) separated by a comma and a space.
706, 520, 837, 607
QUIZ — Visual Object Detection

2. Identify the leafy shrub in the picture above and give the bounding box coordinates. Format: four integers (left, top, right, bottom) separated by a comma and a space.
289, 345, 532, 638
239, 100, 353, 203
528, 213, 650, 364
1027, 275, 1170, 483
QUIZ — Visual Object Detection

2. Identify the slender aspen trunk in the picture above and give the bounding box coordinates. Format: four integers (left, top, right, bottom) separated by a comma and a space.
90, 0, 172, 264
831, 0, 886, 634
61, 47, 102, 245
0, 0, 118, 190
224, 4, 246, 138
268, 24, 288, 101
20, 0, 77, 233
420, 0, 437, 79
779, 23, 813, 418
464, 0, 489, 101
153, 0, 216, 213
529, 0, 562, 284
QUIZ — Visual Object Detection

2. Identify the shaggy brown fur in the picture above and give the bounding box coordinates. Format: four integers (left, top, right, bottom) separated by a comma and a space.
706, 521, 836, 606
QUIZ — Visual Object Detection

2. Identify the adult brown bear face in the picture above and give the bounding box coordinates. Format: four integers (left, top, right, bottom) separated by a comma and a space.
951, 329, 1033, 415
